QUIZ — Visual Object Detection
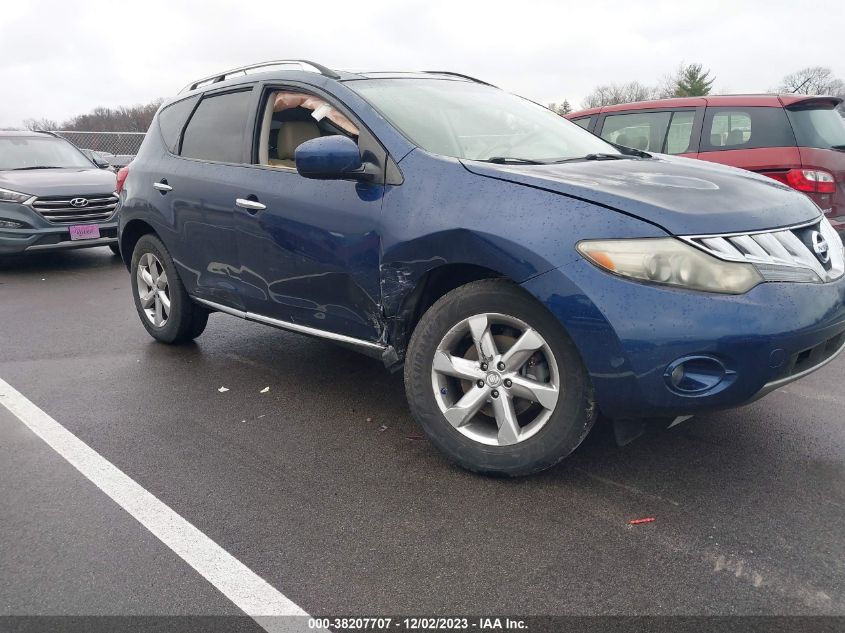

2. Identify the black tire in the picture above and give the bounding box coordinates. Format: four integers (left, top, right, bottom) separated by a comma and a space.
404, 279, 595, 476
108, 243, 121, 256
130, 234, 208, 344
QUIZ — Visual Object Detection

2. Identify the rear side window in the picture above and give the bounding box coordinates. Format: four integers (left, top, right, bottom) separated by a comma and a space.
700, 107, 795, 152
180, 89, 253, 163
600, 111, 671, 152
158, 95, 199, 154
571, 117, 592, 130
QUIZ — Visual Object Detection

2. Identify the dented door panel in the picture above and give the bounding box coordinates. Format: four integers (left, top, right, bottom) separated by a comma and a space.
232, 165, 386, 342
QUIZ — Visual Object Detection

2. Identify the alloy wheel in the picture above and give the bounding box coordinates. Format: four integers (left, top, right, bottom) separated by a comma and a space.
136, 252, 170, 328
431, 312, 561, 446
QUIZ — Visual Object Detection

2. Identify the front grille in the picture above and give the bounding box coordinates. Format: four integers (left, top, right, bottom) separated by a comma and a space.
681, 218, 844, 283
30, 193, 118, 225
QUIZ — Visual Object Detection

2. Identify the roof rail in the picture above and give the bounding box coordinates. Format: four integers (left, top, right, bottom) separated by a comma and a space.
422, 71, 497, 87
179, 59, 340, 94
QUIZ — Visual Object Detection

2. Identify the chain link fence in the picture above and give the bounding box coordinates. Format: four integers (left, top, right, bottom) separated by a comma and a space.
55, 131, 146, 156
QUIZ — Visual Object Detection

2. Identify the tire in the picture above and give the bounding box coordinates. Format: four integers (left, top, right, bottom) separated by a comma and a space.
108, 243, 121, 256
404, 279, 595, 476
130, 234, 208, 344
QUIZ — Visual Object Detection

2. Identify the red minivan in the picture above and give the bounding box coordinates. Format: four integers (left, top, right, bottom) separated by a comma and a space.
567, 95, 845, 235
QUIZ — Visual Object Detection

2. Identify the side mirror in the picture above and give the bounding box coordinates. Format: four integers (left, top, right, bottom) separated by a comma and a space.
295, 136, 370, 180
92, 155, 112, 169
82, 149, 113, 169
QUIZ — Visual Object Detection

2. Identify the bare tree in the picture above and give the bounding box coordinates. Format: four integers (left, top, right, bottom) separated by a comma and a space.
580, 81, 658, 109
778, 66, 845, 96
777, 66, 845, 115
22, 117, 59, 131
59, 100, 163, 132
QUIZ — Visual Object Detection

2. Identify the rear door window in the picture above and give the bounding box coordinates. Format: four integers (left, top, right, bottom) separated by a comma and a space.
599, 111, 671, 152
180, 89, 254, 163
700, 107, 795, 152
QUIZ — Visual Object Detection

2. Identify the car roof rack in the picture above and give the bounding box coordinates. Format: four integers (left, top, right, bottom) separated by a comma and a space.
422, 71, 497, 87
179, 59, 340, 93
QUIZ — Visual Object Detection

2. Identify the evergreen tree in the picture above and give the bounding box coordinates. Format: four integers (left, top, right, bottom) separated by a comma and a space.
673, 64, 715, 97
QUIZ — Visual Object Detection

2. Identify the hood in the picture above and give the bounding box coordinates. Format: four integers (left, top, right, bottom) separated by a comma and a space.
462, 155, 821, 235
0, 168, 117, 198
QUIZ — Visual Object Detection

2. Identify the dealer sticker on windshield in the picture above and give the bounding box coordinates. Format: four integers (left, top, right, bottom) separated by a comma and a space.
68, 225, 100, 241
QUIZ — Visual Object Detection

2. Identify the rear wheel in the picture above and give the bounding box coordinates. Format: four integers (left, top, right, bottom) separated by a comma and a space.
405, 279, 595, 476
130, 234, 208, 344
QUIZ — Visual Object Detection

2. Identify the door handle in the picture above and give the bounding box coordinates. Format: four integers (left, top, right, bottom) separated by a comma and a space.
235, 198, 267, 212
153, 180, 172, 192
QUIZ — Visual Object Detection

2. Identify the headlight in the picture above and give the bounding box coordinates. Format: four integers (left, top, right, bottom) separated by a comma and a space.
577, 237, 763, 294
0, 187, 31, 204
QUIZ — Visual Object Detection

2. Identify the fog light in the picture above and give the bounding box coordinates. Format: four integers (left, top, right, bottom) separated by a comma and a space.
665, 355, 732, 395
0, 219, 24, 229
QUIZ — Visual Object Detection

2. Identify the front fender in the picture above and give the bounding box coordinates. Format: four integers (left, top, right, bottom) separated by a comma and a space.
380, 149, 666, 318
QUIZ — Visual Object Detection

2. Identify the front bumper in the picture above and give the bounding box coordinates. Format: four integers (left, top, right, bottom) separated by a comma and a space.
0, 200, 117, 255
0, 224, 118, 254
523, 258, 845, 419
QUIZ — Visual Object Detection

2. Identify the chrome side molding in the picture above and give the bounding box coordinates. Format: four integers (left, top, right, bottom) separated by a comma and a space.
193, 297, 385, 357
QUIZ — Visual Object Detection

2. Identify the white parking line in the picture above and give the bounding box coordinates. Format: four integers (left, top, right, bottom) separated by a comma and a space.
0, 377, 313, 633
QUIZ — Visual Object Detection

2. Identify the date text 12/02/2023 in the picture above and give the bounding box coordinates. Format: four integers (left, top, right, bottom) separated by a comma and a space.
307, 617, 528, 630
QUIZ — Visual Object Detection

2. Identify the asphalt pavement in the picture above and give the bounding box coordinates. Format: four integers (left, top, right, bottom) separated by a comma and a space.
1, 247, 844, 629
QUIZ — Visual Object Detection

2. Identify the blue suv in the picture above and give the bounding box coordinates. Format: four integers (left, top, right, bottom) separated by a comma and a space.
117, 60, 845, 476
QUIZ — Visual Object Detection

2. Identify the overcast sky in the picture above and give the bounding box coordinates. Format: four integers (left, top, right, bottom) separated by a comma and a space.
1, 0, 843, 128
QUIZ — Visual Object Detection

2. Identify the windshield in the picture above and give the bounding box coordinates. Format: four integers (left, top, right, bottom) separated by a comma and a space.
351, 78, 619, 162
786, 106, 845, 149
0, 136, 94, 170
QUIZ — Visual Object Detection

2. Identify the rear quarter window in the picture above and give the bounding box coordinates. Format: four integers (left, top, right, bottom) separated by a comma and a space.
786, 106, 845, 149
700, 106, 795, 152
157, 95, 199, 154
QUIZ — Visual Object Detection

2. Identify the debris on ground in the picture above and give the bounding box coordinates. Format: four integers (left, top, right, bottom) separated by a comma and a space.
628, 517, 656, 525
366, 417, 372, 422
218, 386, 229, 393
260, 387, 269, 393
406, 433, 426, 441
378, 424, 388, 432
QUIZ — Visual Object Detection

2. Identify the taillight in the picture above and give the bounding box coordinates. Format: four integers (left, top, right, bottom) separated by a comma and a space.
774, 169, 837, 194
116, 166, 129, 194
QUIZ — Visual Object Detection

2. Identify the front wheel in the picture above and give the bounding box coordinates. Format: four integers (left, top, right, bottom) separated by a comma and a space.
130, 234, 208, 344
404, 279, 595, 476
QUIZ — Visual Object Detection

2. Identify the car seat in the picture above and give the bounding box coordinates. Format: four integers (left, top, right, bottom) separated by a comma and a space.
269, 120, 321, 168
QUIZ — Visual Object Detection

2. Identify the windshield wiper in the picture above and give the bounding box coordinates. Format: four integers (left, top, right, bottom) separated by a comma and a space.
11, 165, 63, 170
584, 153, 630, 161
484, 156, 548, 165
551, 153, 633, 164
